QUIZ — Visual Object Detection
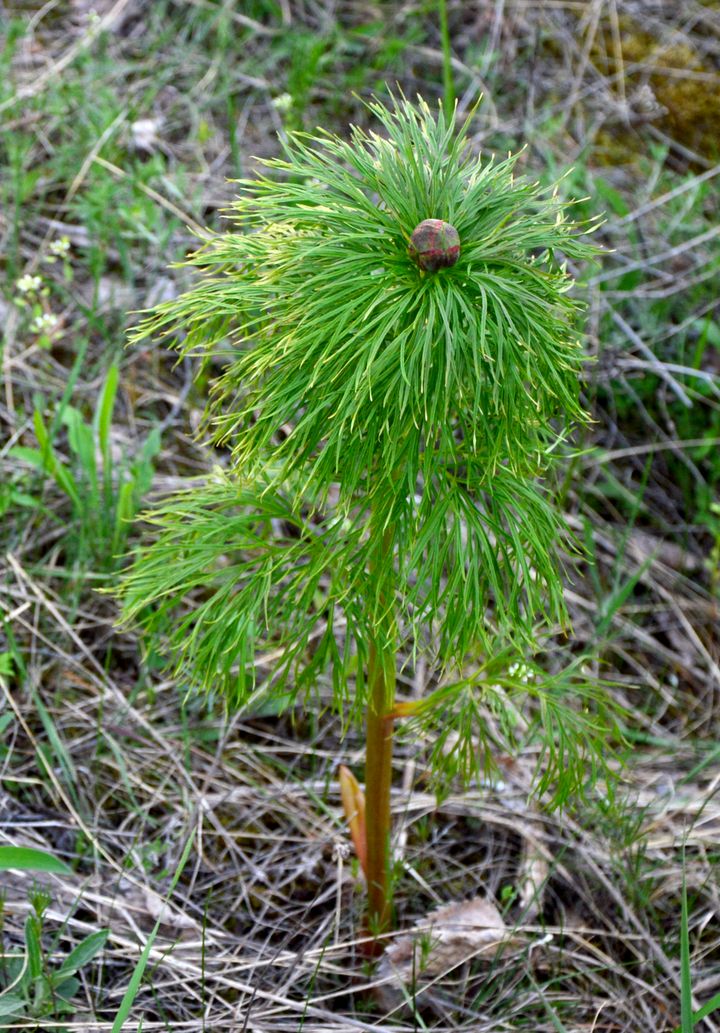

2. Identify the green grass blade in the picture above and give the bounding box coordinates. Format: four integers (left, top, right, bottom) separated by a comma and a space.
680, 743, 720, 785
113, 478, 135, 558
680, 851, 693, 1032
673, 992, 720, 1033
31, 685, 80, 808
24, 915, 43, 981
528, 973, 571, 1033
96, 361, 119, 472
111, 832, 194, 1033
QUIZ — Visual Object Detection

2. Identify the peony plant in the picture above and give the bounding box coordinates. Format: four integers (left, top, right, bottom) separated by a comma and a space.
118, 95, 611, 938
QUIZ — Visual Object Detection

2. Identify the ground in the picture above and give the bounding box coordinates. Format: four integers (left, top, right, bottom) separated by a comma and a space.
1, 2, 719, 1030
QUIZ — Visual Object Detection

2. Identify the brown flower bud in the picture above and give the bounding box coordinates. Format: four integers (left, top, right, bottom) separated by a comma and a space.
408, 219, 460, 272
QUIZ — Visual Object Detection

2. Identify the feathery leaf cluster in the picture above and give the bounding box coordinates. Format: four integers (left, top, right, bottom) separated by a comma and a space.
120, 95, 604, 789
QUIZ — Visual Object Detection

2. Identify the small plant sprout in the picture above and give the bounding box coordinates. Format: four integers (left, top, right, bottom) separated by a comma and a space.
118, 95, 612, 939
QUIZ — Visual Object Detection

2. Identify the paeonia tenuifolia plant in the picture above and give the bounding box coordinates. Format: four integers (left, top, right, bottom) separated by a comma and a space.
118, 95, 612, 939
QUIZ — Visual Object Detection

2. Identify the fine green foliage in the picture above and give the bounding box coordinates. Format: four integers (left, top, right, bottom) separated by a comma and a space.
404, 651, 614, 810
119, 94, 606, 799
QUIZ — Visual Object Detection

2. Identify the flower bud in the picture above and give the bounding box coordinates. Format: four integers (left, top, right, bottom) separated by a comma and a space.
408, 219, 460, 272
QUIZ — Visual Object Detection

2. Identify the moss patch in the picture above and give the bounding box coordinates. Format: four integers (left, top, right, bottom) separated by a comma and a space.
597, 20, 720, 163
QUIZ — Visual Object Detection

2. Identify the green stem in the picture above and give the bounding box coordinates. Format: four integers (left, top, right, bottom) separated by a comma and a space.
438, 0, 455, 121
364, 523, 396, 937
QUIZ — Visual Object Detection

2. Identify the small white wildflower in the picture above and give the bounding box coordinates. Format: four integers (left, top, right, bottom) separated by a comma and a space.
272, 92, 293, 113
30, 312, 59, 334
507, 661, 534, 684
16, 275, 42, 294
131, 118, 161, 152
49, 237, 71, 256
332, 840, 350, 863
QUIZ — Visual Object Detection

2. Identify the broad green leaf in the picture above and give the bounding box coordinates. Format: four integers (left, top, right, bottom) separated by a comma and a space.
27, 409, 81, 509
55, 929, 109, 980
0, 846, 71, 874
0, 994, 26, 1018
63, 406, 98, 500
8, 445, 49, 471
55, 975, 81, 999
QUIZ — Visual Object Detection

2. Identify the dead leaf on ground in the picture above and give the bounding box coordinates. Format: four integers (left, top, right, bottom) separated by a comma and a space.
376, 896, 525, 1012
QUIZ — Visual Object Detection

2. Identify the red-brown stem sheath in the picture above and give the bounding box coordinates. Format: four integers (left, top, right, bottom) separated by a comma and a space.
363, 522, 396, 938
364, 640, 395, 935
338, 764, 367, 876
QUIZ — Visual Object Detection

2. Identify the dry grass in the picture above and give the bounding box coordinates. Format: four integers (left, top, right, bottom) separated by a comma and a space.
1, 1, 720, 1029
2, 644, 720, 1029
